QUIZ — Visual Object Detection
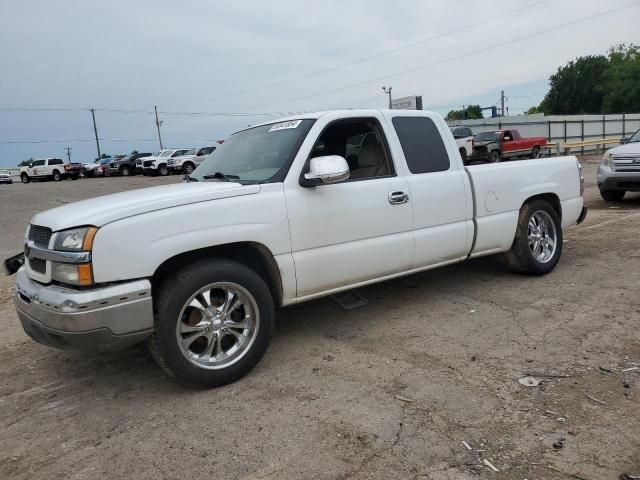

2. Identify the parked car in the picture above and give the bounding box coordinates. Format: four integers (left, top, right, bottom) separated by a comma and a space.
167, 146, 217, 175
109, 152, 152, 176
450, 126, 474, 163
7, 109, 586, 387
598, 128, 640, 201
83, 157, 112, 177
472, 129, 547, 162
20, 158, 83, 183
143, 149, 190, 176
0, 170, 13, 184
135, 152, 160, 173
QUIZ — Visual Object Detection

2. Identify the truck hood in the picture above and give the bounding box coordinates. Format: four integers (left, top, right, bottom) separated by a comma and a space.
31, 182, 259, 231
607, 142, 640, 156
473, 140, 496, 148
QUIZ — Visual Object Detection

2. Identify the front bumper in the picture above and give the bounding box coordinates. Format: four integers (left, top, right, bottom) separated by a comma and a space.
14, 268, 154, 352
597, 164, 640, 192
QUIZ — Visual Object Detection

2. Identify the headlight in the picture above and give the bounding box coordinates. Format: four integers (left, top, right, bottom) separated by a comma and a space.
603, 152, 615, 172
51, 227, 98, 286
53, 227, 97, 251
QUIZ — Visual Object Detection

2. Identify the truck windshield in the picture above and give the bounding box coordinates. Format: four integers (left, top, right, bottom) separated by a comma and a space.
191, 119, 315, 184
627, 129, 640, 143
475, 132, 500, 142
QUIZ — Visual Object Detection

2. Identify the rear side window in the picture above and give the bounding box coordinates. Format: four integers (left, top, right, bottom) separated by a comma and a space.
49, 158, 64, 165
392, 117, 450, 174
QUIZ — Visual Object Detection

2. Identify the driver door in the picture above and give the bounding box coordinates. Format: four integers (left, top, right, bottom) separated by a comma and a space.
284, 116, 414, 299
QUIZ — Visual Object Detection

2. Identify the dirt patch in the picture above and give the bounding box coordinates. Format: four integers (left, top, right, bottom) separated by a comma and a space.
0, 163, 638, 479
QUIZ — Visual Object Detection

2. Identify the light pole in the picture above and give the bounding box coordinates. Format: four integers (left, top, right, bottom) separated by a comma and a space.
382, 86, 393, 109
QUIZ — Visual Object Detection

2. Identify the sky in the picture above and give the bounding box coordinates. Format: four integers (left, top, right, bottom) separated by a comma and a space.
1, 0, 639, 167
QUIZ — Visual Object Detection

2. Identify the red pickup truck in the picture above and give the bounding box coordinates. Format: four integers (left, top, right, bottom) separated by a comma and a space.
471, 129, 547, 162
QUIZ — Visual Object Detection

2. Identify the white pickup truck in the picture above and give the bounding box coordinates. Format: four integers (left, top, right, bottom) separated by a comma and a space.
8, 109, 587, 387
450, 126, 474, 164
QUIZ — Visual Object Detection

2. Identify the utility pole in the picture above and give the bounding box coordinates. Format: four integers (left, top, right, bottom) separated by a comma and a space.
154, 106, 164, 150
500, 90, 506, 117
90, 108, 101, 158
382, 86, 393, 109
65, 146, 71, 163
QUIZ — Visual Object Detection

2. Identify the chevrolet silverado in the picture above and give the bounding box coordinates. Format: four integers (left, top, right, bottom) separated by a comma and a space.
7, 109, 586, 387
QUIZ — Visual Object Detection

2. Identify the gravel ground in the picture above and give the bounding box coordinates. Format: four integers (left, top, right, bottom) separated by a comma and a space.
0, 159, 639, 480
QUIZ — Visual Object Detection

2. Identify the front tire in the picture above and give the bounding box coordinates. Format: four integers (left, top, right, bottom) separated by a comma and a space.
120, 166, 131, 176
505, 199, 562, 275
149, 259, 275, 387
600, 189, 625, 202
531, 146, 541, 159
490, 150, 501, 163
158, 164, 168, 176
183, 162, 195, 175
21, 173, 30, 184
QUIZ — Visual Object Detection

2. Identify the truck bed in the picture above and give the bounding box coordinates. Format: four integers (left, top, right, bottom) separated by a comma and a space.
466, 156, 583, 257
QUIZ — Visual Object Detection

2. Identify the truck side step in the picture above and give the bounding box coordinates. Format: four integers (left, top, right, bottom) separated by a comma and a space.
331, 290, 367, 310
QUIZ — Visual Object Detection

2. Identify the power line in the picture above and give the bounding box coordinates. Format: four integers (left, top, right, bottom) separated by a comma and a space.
185, 0, 548, 105
247, 2, 640, 110
0, 106, 296, 117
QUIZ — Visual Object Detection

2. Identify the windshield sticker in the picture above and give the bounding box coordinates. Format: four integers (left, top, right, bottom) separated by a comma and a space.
268, 120, 302, 132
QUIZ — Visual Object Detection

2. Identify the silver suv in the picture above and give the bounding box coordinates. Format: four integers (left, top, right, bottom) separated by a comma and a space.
598, 129, 640, 201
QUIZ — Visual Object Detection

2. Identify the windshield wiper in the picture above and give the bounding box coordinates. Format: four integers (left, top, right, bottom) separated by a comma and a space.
184, 175, 198, 182
202, 172, 240, 181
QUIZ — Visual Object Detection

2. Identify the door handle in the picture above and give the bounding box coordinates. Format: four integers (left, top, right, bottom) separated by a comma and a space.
388, 191, 409, 205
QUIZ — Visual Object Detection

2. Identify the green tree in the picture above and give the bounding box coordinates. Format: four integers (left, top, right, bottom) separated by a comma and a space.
18, 158, 33, 167
445, 104, 484, 120
525, 105, 543, 115
601, 44, 640, 113
539, 44, 640, 114
541, 55, 608, 114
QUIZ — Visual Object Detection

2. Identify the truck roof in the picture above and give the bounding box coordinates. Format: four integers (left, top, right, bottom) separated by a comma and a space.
250, 109, 440, 130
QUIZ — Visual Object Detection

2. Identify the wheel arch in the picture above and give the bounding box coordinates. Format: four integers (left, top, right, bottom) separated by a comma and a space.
151, 242, 283, 307
521, 192, 562, 221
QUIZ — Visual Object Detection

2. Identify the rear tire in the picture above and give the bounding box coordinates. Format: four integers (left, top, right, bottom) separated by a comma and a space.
149, 259, 275, 387
21, 173, 30, 184
505, 199, 562, 275
600, 189, 625, 202
52, 170, 61, 181
459, 148, 467, 164
490, 150, 501, 163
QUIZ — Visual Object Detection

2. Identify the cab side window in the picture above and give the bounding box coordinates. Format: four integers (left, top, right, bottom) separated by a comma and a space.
32, 160, 45, 167
392, 117, 450, 174
310, 119, 393, 180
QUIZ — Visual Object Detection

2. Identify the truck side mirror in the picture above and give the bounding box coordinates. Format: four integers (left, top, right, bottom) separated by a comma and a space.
302, 155, 350, 186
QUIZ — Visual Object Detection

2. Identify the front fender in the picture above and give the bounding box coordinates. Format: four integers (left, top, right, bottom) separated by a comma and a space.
91, 186, 292, 283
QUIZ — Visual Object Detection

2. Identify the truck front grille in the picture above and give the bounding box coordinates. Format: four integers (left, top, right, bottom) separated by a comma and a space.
613, 155, 640, 172
143, 161, 153, 168
29, 225, 52, 248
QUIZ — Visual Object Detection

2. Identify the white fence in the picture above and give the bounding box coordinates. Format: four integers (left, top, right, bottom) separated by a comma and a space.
447, 113, 640, 153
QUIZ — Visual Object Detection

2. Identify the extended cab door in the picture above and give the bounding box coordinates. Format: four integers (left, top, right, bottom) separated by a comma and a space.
283, 114, 414, 299
388, 113, 473, 268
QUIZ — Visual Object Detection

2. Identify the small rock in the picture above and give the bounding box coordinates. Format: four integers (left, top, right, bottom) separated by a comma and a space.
553, 439, 565, 450
471, 355, 477, 362
518, 376, 541, 387
323, 355, 335, 362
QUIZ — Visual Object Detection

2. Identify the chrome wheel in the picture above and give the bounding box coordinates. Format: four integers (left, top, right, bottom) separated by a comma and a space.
176, 282, 259, 370
527, 210, 557, 263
